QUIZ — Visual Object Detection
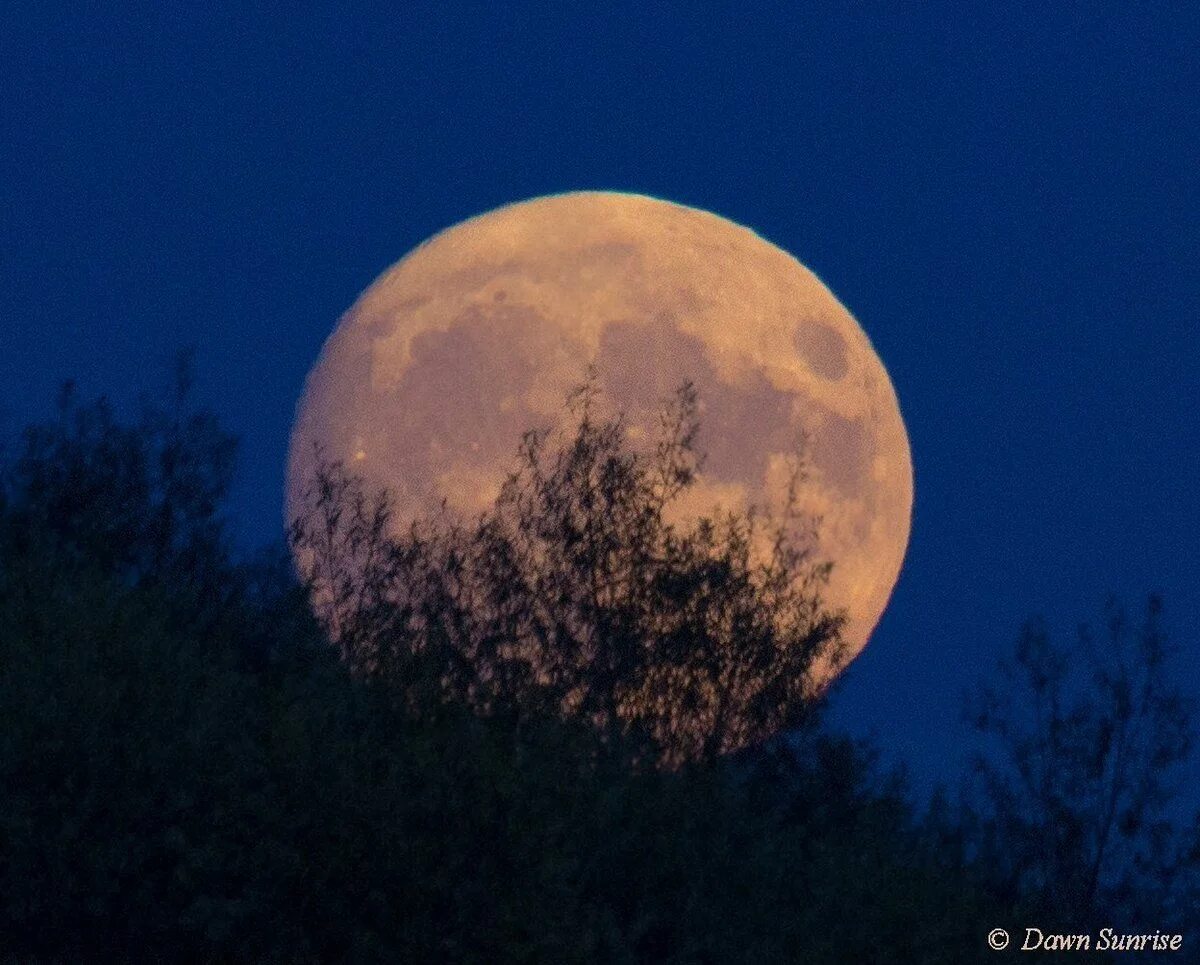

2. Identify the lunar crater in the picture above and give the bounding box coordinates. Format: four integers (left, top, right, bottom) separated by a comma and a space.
794, 321, 850, 381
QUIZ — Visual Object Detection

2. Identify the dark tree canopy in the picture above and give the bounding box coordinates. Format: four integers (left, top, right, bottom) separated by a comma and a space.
2, 363, 1196, 962
289, 380, 845, 766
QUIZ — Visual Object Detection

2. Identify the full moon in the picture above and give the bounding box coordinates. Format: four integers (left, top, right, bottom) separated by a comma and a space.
287, 192, 912, 685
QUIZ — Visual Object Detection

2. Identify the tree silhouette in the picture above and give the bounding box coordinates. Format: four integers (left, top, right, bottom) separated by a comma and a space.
964, 596, 1199, 930
0, 361, 1100, 962
290, 379, 845, 765
2, 351, 236, 597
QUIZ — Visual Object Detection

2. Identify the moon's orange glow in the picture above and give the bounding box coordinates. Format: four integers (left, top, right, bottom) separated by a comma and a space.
287, 192, 913, 684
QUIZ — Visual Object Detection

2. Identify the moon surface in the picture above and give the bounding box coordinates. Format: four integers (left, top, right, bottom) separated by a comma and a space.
287, 192, 912, 685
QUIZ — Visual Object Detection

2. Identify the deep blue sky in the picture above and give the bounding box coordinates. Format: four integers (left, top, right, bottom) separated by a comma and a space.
4, 2, 1198, 797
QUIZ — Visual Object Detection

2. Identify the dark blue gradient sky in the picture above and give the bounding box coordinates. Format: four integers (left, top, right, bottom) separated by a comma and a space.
4, 2, 1197, 796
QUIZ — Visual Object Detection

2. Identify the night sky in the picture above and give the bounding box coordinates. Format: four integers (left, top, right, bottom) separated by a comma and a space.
4, 2, 1198, 798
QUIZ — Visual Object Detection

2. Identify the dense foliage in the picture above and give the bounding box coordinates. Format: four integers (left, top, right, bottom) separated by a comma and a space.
1, 366, 1195, 962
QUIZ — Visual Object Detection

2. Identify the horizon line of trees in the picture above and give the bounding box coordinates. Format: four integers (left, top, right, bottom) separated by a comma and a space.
1, 356, 1196, 962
